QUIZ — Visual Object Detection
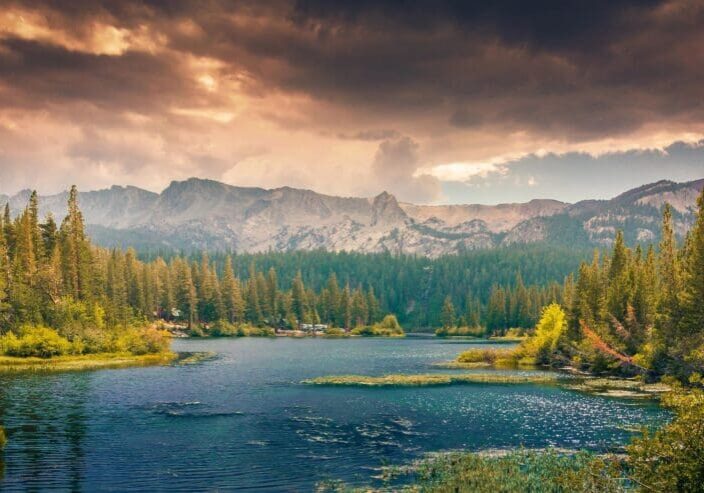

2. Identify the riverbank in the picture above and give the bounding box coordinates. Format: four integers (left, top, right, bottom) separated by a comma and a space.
0, 352, 177, 373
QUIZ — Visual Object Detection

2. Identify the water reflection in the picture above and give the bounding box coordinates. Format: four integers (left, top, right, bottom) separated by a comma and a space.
0, 373, 90, 490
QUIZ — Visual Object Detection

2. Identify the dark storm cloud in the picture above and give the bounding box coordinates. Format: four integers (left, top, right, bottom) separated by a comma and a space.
2, 0, 703, 141
0, 37, 200, 113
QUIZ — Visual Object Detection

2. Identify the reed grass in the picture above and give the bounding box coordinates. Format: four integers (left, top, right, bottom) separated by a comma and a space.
303, 372, 559, 387
0, 351, 176, 373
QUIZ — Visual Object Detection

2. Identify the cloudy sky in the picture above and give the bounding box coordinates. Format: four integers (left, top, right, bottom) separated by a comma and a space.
0, 0, 703, 204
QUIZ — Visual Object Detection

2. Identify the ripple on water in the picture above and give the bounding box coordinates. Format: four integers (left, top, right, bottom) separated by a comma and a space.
0, 337, 669, 492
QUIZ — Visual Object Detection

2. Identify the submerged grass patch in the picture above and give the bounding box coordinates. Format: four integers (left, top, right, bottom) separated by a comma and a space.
318, 449, 630, 492
303, 372, 559, 387
174, 352, 218, 366
0, 352, 177, 373
566, 378, 672, 399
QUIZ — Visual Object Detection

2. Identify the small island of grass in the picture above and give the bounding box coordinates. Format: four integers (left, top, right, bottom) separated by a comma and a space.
303, 372, 559, 387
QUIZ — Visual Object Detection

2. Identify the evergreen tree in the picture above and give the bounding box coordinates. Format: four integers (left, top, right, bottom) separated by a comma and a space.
440, 295, 456, 329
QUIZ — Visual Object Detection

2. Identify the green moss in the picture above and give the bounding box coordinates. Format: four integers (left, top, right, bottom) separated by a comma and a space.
303, 372, 559, 387
0, 351, 176, 373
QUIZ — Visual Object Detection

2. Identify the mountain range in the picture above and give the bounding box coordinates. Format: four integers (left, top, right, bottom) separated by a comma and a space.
2, 177, 703, 256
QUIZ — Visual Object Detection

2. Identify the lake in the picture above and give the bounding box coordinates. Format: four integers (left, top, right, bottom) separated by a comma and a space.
0, 337, 667, 491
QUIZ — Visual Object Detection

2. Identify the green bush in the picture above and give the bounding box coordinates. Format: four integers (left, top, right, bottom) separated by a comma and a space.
0, 425, 6, 450
351, 315, 405, 336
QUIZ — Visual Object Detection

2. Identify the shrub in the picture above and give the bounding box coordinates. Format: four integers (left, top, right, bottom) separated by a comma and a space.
324, 327, 346, 336
352, 315, 405, 336
436, 326, 486, 337
0, 425, 6, 450
0, 325, 76, 358
114, 327, 170, 355
628, 386, 704, 491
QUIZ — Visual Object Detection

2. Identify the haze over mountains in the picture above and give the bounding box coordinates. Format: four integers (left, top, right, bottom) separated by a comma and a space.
3, 178, 703, 256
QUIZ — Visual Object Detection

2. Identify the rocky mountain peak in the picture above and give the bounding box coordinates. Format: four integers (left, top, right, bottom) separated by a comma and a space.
371, 191, 407, 225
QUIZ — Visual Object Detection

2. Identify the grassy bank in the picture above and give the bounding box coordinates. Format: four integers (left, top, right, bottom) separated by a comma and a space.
0, 351, 176, 373
303, 372, 559, 387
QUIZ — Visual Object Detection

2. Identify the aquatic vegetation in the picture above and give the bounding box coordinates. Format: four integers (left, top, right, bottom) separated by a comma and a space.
455, 348, 523, 367
0, 352, 176, 373
318, 450, 629, 492
303, 372, 559, 387
175, 352, 218, 366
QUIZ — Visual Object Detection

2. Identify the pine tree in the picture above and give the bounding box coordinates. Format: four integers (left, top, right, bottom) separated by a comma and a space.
291, 270, 307, 324
440, 295, 456, 329
678, 189, 704, 355
658, 204, 681, 345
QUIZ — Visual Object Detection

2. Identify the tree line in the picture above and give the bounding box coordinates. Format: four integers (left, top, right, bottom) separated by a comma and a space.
0, 187, 591, 336
552, 191, 704, 380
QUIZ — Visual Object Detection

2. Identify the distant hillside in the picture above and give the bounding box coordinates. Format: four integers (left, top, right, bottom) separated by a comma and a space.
5, 177, 703, 255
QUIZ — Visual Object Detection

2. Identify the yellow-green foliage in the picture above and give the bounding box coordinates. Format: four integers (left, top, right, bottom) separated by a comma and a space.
0, 352, 175, 373
0, 425, 6, 449
304, 372, 558, 387
324, 327, 347, 337
628, 386, 704, 491
193, 320, 275, 337
457, 348, 517, 365
436, 326, 485, 337
518, 303, 566, 364
113, 327, 171, 355
0, 325, 170, 358
0, 325, 77, 358
351, 314, 404, 336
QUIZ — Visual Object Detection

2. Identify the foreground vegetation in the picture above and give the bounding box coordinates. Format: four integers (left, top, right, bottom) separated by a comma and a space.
304, 372, 559, 387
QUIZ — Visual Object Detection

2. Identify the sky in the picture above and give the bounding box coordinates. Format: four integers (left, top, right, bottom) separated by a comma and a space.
0, 0, 703, 204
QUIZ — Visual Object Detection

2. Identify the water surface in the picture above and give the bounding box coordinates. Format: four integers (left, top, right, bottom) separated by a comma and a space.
0, 337, 666, 491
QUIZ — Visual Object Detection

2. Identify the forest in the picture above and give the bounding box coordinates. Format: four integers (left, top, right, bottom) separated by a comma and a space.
0, 188, 588, 346
462, 191, 704, 384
